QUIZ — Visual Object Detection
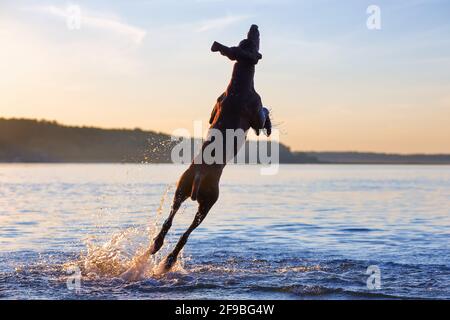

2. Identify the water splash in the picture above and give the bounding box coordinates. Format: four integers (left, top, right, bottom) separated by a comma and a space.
67, 185, 186, 281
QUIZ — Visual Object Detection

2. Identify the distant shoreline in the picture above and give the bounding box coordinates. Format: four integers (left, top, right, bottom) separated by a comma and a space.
1, 118, 450, 165
1, 162, 449, 165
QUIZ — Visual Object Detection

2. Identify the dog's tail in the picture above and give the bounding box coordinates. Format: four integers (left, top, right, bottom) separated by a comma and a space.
190, 172, 202, 201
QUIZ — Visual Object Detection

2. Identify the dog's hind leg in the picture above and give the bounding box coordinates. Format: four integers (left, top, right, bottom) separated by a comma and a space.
120, 184, 189, 281
149, 166, 196, 255
149, 190, 188, 255
158, 199, 216, 272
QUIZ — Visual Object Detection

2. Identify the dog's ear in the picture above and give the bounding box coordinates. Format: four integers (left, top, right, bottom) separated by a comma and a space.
212, 41, 261, 64
211, 41, 222, 53
211, 42, 238, 61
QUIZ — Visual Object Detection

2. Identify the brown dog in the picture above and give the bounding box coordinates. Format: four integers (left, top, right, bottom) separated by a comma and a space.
151, 25, 272, 272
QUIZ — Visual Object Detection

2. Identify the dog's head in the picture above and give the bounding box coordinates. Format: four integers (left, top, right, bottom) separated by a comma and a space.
211, 25, 262, 65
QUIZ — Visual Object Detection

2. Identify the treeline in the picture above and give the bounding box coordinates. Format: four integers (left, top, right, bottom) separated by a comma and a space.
304, 151, 450, 164
0, 118, 316, 163
1, 118, 449, 164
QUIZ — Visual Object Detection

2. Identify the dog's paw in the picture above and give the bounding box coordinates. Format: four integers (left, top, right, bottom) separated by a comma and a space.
263, 108, 272, 137
155, 254, 176, 275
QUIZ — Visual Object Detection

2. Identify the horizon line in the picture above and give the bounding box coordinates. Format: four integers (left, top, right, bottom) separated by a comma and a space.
2, 116, 449, 156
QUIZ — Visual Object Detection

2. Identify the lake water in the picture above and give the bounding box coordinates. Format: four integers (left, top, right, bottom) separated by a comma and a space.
0, 164, 449, 299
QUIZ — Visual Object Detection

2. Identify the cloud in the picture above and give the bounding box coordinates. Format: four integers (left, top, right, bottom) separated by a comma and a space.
25, 5, 146, 44
196, 14, 252, 32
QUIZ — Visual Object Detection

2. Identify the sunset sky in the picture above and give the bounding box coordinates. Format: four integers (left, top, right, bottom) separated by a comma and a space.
1, 0, 450, 153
